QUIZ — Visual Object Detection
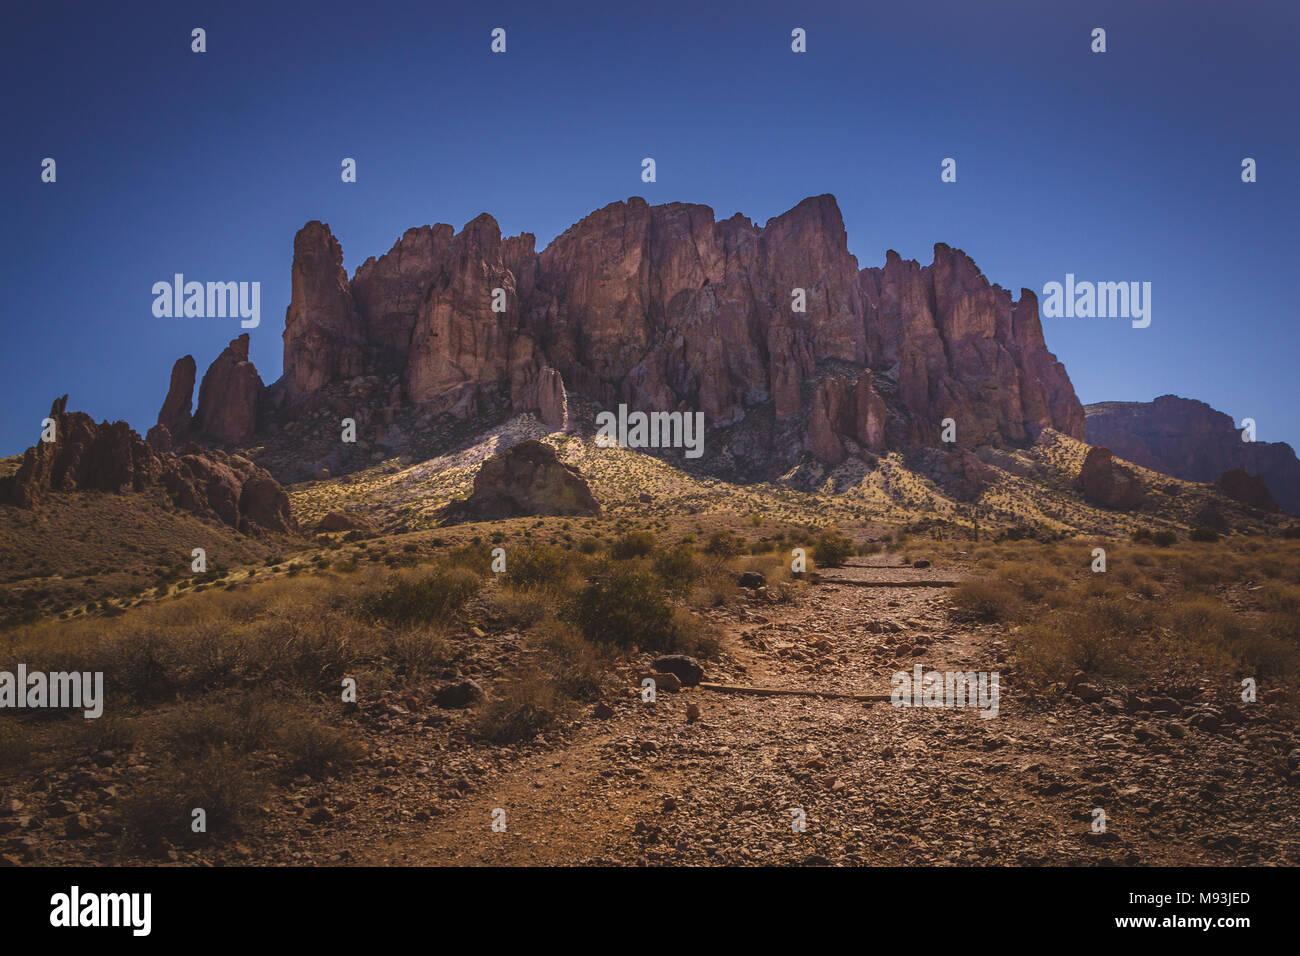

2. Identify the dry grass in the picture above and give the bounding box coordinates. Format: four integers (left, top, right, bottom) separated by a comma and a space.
954, 537, 1300, 697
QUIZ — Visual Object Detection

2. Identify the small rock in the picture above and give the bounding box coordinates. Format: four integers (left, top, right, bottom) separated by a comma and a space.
651, 654, 704, 686
641, 672, 682, 693
435, 679, 485, 709
1074, 683, 1103, 703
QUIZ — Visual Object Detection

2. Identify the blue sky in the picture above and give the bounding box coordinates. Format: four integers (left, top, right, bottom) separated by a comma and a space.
2, 0, 1296, 455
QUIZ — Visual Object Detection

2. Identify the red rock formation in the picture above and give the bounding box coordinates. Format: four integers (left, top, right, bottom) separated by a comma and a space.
282, 221, 366, 398
860, 247, 1083, 447
443, 440, 600, 522
511, 364, 568, 431
405, 214, 522, 405
2, 396, 162, 507
0, 398, 293, 533
195, 334, 263, 445
808, 371, 887, 465
1216, 469, 1279, 512
156, 355, 196, 441
1078, 447, 1145, 510
1086, 396, 1299, 514
262, 195, 1084, 471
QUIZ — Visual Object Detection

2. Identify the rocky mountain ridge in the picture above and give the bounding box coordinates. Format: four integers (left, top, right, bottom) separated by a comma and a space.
151, 194, 1088, 495
1086, 396, 1300, 515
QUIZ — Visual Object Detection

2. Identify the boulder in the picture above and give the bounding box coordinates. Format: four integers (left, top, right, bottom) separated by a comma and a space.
435, 679, 485, 709
1216, 469, 1279, 512
442, 440, 600, 522
651, 654, 704, 686
1078, 447, 1145, 510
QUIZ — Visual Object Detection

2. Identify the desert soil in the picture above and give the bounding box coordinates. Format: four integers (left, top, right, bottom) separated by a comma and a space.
315, 562, 1299, 867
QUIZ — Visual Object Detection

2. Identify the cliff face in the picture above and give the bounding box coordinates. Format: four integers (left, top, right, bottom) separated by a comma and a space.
1086, 396, 1300, 515
267, 195, 1083, 472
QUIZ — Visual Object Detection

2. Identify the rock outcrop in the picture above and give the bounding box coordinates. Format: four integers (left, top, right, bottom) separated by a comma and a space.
1086, 396, 1299, 514
195, 334, 263, 445
1216, 469, 1279, 512
156, 355, 196, 442
442, 440, 601, 522
282, 221, 366, 398
2, 396, 162, 507
807, 371, 887, 465
0, 396, 292, 533
1078, 447, 1145, 510
265, 195, 1083, 475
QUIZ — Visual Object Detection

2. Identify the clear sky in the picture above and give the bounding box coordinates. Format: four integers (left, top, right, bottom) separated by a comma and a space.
2, 0, 1296, 456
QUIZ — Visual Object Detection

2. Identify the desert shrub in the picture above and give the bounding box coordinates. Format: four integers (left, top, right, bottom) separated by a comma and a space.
249, 608, 362, 690
564, 565, 677, 649
1130, 528, 1155, 543
446, 544, 493, 576
534, 619, 611, 701
375, 626, 450, 677
120, 748, 265, 853
1151, 530, 1178, 547
995, 561, 1068, 603
1222, 628, 1295, 681
694, 569, 739, 608
1258, 583, 1300, 619
1132, 573, 1159, 599
664, 608, 722, 658
703, 530, 744, 564
277, 717, 364, 777
812, 529, 855, 568
485, 587, 550, 629
1009, 611, 1141, 686
1189, 526, 1221, 543
115, 633, 185, 705
950, 578, 1020, 623
183, 622, 251, 690
159, 693, 282, 757
652, 543, 700, 597
475, 671, 557, 743
578, 537, 602, 555
857, 541, 883, 557
610, 530, 656, 560
356, 568, 480, 626
507, 544, 571, 593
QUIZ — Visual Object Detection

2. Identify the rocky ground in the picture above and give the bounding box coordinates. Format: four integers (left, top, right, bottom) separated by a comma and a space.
9, 556, 1294, 867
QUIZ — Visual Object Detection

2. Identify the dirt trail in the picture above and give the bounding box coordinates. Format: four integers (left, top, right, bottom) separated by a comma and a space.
340, 565, 1299, 866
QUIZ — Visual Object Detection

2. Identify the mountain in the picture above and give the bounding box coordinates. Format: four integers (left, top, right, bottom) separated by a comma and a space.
162, 194, 1084, 490
1085, 396, 1300, 515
